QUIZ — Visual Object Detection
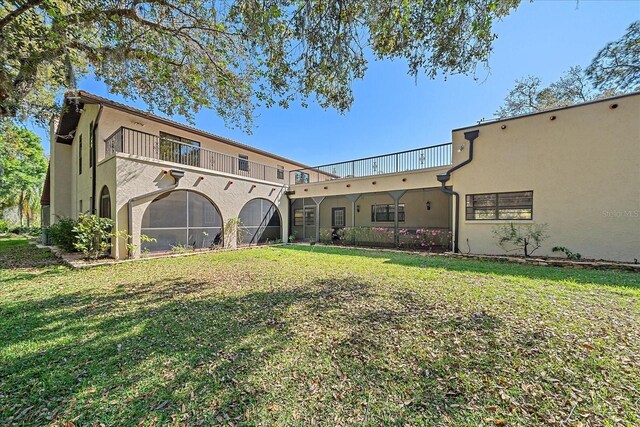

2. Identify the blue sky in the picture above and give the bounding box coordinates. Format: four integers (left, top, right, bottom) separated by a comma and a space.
33, 1, 638, 164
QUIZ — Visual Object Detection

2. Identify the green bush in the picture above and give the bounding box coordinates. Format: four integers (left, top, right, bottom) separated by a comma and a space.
73, 214, 114, 260
47, 217, 78, 252
0, 220, 10, 233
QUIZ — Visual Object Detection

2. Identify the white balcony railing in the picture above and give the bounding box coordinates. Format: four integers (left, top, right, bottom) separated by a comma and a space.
290, 143, 452, 184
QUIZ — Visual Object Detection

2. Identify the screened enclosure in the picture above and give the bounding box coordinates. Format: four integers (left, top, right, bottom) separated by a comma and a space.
141, 190, 223, 252
238, 198, 282, 245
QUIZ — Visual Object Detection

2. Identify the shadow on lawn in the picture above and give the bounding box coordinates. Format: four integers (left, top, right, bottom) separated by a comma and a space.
0, 238, 66, 285
281, 245, 640, 289
1, 274, 511, 425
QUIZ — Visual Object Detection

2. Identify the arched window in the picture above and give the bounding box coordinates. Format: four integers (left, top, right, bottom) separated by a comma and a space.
141, 190, 222, 252
99, 186, 111, 219
238, 198, 281, 245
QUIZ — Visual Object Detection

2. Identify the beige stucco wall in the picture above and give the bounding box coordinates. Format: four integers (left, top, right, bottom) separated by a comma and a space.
450, 94, 640, 262
289, 166, 450, 199
50, 105, 101, 222
73, 104, 101, 216
95, 156, 117, 220
112, 154, 288, 259
49, 129, 72, 222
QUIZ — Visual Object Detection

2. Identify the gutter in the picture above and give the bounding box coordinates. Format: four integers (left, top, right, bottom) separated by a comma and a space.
91, 104, 103, 214
126, 169, 185, 255
437, 130, 479, 253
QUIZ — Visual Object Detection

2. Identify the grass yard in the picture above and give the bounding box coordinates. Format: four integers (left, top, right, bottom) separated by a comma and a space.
1, 238, 639, 426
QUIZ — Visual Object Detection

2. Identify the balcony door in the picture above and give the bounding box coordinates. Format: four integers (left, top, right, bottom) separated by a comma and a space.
159, 132, 200, 167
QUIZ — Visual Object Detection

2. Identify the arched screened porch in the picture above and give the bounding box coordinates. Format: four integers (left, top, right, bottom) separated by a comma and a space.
140, 190, 223, 252
237, 198, 282, 245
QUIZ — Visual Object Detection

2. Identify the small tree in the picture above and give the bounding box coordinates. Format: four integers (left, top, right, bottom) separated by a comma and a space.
0, 121, 47, 227
492, 223, 549, 257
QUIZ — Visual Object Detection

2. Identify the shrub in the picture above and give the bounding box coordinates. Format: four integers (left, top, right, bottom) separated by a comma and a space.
0, 219, 10, 233
171, 243, 195, 253
319, 228, 333, 244
492, 223, 549, 257
9, 226, 42, 236
72, 214, 114, 260
400, 228, 453, 251
47, 217, 78, 252
552, 246, 582, 260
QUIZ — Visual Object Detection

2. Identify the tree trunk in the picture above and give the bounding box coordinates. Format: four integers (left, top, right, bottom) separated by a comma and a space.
17, 191, 24, 227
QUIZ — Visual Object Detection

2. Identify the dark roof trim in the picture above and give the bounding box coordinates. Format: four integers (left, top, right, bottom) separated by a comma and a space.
452, 91, 640, 132
55, 97, 84, 144
73, 91, 313, 169
40, 163, 51, 205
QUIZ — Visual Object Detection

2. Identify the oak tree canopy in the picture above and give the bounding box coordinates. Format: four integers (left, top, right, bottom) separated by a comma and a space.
1, 0, 520, 129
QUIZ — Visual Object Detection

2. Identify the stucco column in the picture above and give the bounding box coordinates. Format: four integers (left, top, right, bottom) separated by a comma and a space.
345, 193, 361, 245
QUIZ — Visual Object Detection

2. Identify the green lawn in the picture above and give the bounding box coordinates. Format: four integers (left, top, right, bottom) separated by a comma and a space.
1, 239, 639, 426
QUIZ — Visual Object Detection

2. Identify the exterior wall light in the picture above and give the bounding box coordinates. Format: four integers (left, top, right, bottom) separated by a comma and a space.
426, 201, 431, 211
550, 115, 557, 121
356, 205, 360, 213
457, 144, 465, 152
609, 103, 618, 109
501, 125, 507, 130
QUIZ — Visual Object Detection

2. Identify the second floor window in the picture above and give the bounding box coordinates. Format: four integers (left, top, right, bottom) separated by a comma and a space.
89, 121, 94, 168
78, 135, 83, 175
277, 165, 284, 180
294, 171, 309, 184
371, 204, 405, 222
239, 154, 249, 172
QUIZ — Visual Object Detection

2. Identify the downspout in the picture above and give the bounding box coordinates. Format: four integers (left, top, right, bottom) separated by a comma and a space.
91, 104, 103, 214
127, 169, 185, 254
437, 130, 480, 253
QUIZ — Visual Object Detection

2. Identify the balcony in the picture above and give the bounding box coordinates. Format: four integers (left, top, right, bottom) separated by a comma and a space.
105, 127, 288, 184
289, 143, 452, 184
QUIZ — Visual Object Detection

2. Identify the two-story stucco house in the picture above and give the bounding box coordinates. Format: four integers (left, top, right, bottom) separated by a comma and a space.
42, 91, 640, 262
